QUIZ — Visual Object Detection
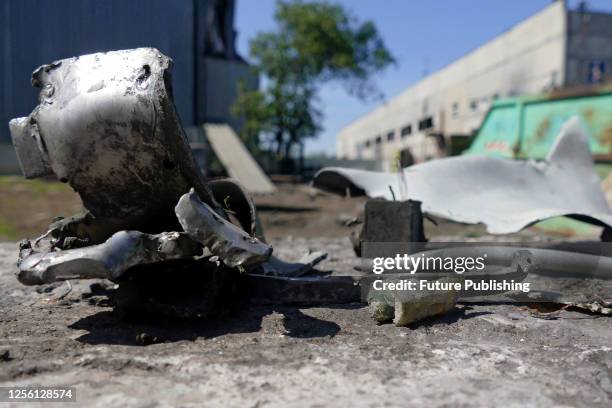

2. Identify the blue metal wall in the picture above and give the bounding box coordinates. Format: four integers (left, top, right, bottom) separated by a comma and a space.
0, 0, 202, 142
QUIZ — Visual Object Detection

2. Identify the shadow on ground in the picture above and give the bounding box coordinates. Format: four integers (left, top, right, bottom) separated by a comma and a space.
406, 305, 492, 329
68, 303, 358, 346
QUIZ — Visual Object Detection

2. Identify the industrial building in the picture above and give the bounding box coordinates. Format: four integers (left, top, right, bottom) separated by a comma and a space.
336, 1, 612, 170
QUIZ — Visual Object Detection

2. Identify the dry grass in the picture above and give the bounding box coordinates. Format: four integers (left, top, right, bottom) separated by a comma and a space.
0, 176, 82, 241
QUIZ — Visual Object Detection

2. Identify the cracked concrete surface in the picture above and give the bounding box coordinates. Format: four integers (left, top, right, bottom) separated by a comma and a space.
0, 240, 611, 407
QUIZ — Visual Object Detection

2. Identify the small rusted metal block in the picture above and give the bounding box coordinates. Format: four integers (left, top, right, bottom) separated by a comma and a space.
361, 199, 426, 258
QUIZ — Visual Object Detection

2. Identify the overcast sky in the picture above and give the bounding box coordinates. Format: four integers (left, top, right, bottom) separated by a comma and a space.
235, 0, 612, 155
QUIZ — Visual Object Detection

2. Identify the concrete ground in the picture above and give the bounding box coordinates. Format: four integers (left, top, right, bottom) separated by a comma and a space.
1, 239, 611, 407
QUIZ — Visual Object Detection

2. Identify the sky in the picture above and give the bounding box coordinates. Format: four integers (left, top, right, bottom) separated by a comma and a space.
235, 0, 612, 155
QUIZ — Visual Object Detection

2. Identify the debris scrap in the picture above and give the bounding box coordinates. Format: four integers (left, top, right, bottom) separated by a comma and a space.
568, 300, 612, 315
17, 231, 202, 285
7, 48, 611, 328
175, 189, 272, 268
313, 118, 612, 234
368, 278, 460, 326
9, 49, 273, 318
10, 48, 220, 244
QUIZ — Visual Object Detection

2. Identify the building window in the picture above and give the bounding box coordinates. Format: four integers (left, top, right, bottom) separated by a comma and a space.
480, 97, 489, 110
586, 60, 606, 84
470, 99, 478, 111
400, 148, 415, 167
375, 135, 382, 144
418, 117, 433, 131
387, 131, 395, 142
401, 125, 412, 137
451, 102, 459, 118
364, 140, 371, 148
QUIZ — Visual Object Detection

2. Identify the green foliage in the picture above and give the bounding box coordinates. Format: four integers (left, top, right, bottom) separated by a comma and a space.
231, 81, 270, 152
232, 0, 395, 164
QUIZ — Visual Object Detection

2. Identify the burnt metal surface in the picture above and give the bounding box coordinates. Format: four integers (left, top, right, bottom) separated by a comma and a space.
259, 251, 328, 277
16, 231, 201, 285
175, 189, 272, 268
208, 178, 261, 238
361, 199, 426, 257
313, 117, 612, 234
9, 48, 274, 298
245, 250, 533, 306
16, 186, 274, 285
114, 258, 241, 320
10, 48, 218, 243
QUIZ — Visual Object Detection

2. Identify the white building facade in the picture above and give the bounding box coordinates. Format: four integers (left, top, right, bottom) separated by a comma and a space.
336, 1, 612, 170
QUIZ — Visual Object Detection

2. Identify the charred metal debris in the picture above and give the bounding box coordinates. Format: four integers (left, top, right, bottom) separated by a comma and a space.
9, 48, 326, 317
9, 48, 611, 326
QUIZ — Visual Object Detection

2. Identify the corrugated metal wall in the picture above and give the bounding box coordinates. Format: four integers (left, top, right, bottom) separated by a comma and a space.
0, 0, 200, 142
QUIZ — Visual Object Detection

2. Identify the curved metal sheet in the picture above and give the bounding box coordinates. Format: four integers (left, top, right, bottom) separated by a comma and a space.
314, 117, 612, 234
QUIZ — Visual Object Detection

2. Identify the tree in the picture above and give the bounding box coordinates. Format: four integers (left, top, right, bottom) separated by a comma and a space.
232, 0, 395, 170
